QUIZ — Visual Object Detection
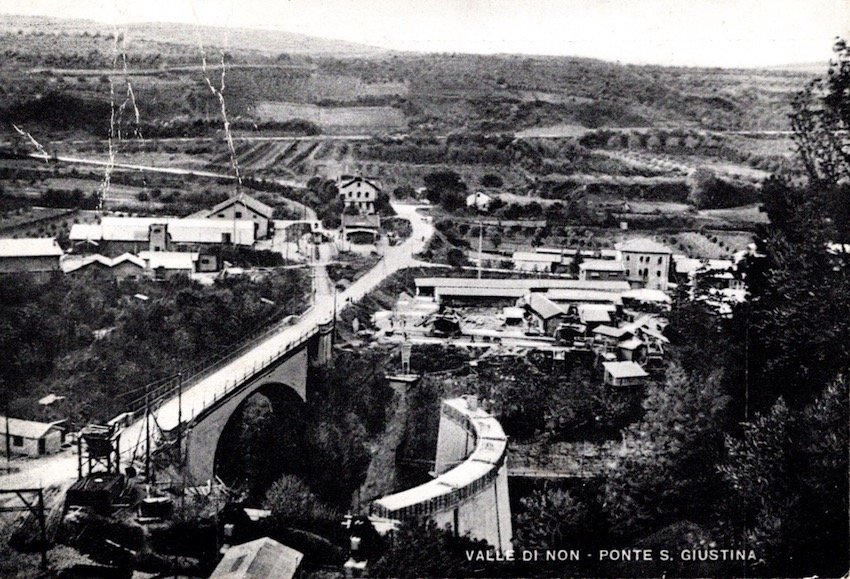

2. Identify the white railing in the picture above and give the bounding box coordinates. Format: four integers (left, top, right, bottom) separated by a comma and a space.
371, 397, 508, 519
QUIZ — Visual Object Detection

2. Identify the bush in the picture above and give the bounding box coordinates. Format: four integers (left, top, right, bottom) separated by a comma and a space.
264, 474, 338, 524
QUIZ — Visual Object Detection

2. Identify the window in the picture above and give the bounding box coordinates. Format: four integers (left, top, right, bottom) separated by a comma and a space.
625, 255, 630, 261
218, 214, 225, 218
657, 270, 661, 277
12, 436, 23, 447
235, 211, 242, 218
658, 256, 663, 264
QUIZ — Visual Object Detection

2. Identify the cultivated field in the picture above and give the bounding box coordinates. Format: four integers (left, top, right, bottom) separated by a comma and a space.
253, 101, 407, 133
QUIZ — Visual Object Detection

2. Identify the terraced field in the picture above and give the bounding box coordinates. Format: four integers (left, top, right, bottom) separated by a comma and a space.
254, 101, 407, 133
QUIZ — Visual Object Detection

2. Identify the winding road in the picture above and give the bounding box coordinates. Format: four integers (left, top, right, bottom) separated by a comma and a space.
0, 202, 433, 491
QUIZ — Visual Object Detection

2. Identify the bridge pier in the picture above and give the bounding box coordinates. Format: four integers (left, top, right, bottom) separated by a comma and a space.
312, 319, 335, 367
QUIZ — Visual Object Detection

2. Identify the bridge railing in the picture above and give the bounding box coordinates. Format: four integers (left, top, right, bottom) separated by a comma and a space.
370, 397, 508, 520
125, 305, 322, 419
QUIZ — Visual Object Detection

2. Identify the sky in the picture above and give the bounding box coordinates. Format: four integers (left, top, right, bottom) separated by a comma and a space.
0, 0, 848, 67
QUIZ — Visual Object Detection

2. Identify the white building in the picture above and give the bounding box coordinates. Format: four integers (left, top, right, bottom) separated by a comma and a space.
0, 417, 64, 457
602, 361, 649, 387
339, 175, 381, 215
579, 259, 626, 281
466, 191, 492, 211
615, 238, 672, 291
0, 238, 63, 275
70, 217, 255, 254
193, 193, 275, 239
512, 251, 561, 272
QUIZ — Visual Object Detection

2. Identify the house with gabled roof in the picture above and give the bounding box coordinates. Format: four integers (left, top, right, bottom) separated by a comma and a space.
63, 252, 147, 282
603, 361, 649, 387
195, 193, 275, 239
211, 537, 303, 579
0, 417, 64, 457
0, 238, 63, 276
339, 175, 381, 215
522, 293, 568, 335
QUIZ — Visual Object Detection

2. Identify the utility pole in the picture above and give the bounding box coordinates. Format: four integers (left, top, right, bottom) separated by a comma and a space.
477, 214, 483, 279
144, 383, 151, 482
4, 412, 10, 468
176, 372, 183, 466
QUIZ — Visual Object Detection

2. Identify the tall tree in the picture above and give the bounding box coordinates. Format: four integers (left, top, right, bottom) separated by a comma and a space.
602, 364, 730, 537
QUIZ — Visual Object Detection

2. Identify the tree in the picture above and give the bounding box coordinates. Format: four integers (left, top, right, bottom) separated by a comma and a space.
480, 173, 503, 188
514, 488, 590, 550
716, 377, 849, 577
791, 39, 850, 188
393, 184, 415, 199
369, 518, 489, 578
790, 39, 850, 238
264, 474, 337, 524
423, 170, 467, 209
446, 248, 466, 268
602, 364, 730, 537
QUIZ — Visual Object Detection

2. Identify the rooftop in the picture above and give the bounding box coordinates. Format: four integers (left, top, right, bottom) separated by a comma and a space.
416, 277, 630, 292
618, 337, 645, 350
544, 289, 624, 304
206, 193, 275, 219
0, 238, 63, 258
512, 251, 563, 263
342, 214, 381, 228
70, 217, 255, 245
580, 258, 626, 272
616, 238, 672, 254
0, 417, 63, 439
578, 303, 614, 323
603, 360, 649, 379
621, 288, 672, 303
63, 252, 147, 273
138, 251, 198, 270
339, 175, 382, 191
210, 537, 303, 579
524, 293, 566, 319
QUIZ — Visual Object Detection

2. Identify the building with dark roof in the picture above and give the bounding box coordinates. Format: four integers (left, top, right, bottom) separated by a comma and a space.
342, 213, 381, 243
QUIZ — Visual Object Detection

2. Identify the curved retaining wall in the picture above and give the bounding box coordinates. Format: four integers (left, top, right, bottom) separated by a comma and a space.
372, 396, 512, 552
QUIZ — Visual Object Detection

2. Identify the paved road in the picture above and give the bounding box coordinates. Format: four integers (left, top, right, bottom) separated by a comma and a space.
0, 202, 432, 490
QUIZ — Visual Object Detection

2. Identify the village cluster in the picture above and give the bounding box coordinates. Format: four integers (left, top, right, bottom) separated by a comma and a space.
374, 236, 750, 386
0, 175, 386, 282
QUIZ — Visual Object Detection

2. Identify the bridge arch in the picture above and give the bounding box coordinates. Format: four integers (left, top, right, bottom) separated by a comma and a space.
213, 381, 307, 489
183, 346, 310, 484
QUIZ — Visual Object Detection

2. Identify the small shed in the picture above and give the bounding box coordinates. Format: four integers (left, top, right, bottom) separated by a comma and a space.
618, 337, 647, 362
0, 417, 64, 457
502, 306, 525, 326
523, 293, 567, 335
466, 191, 492, 211
211, 537, 303, 579
603, 361, 649, 387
